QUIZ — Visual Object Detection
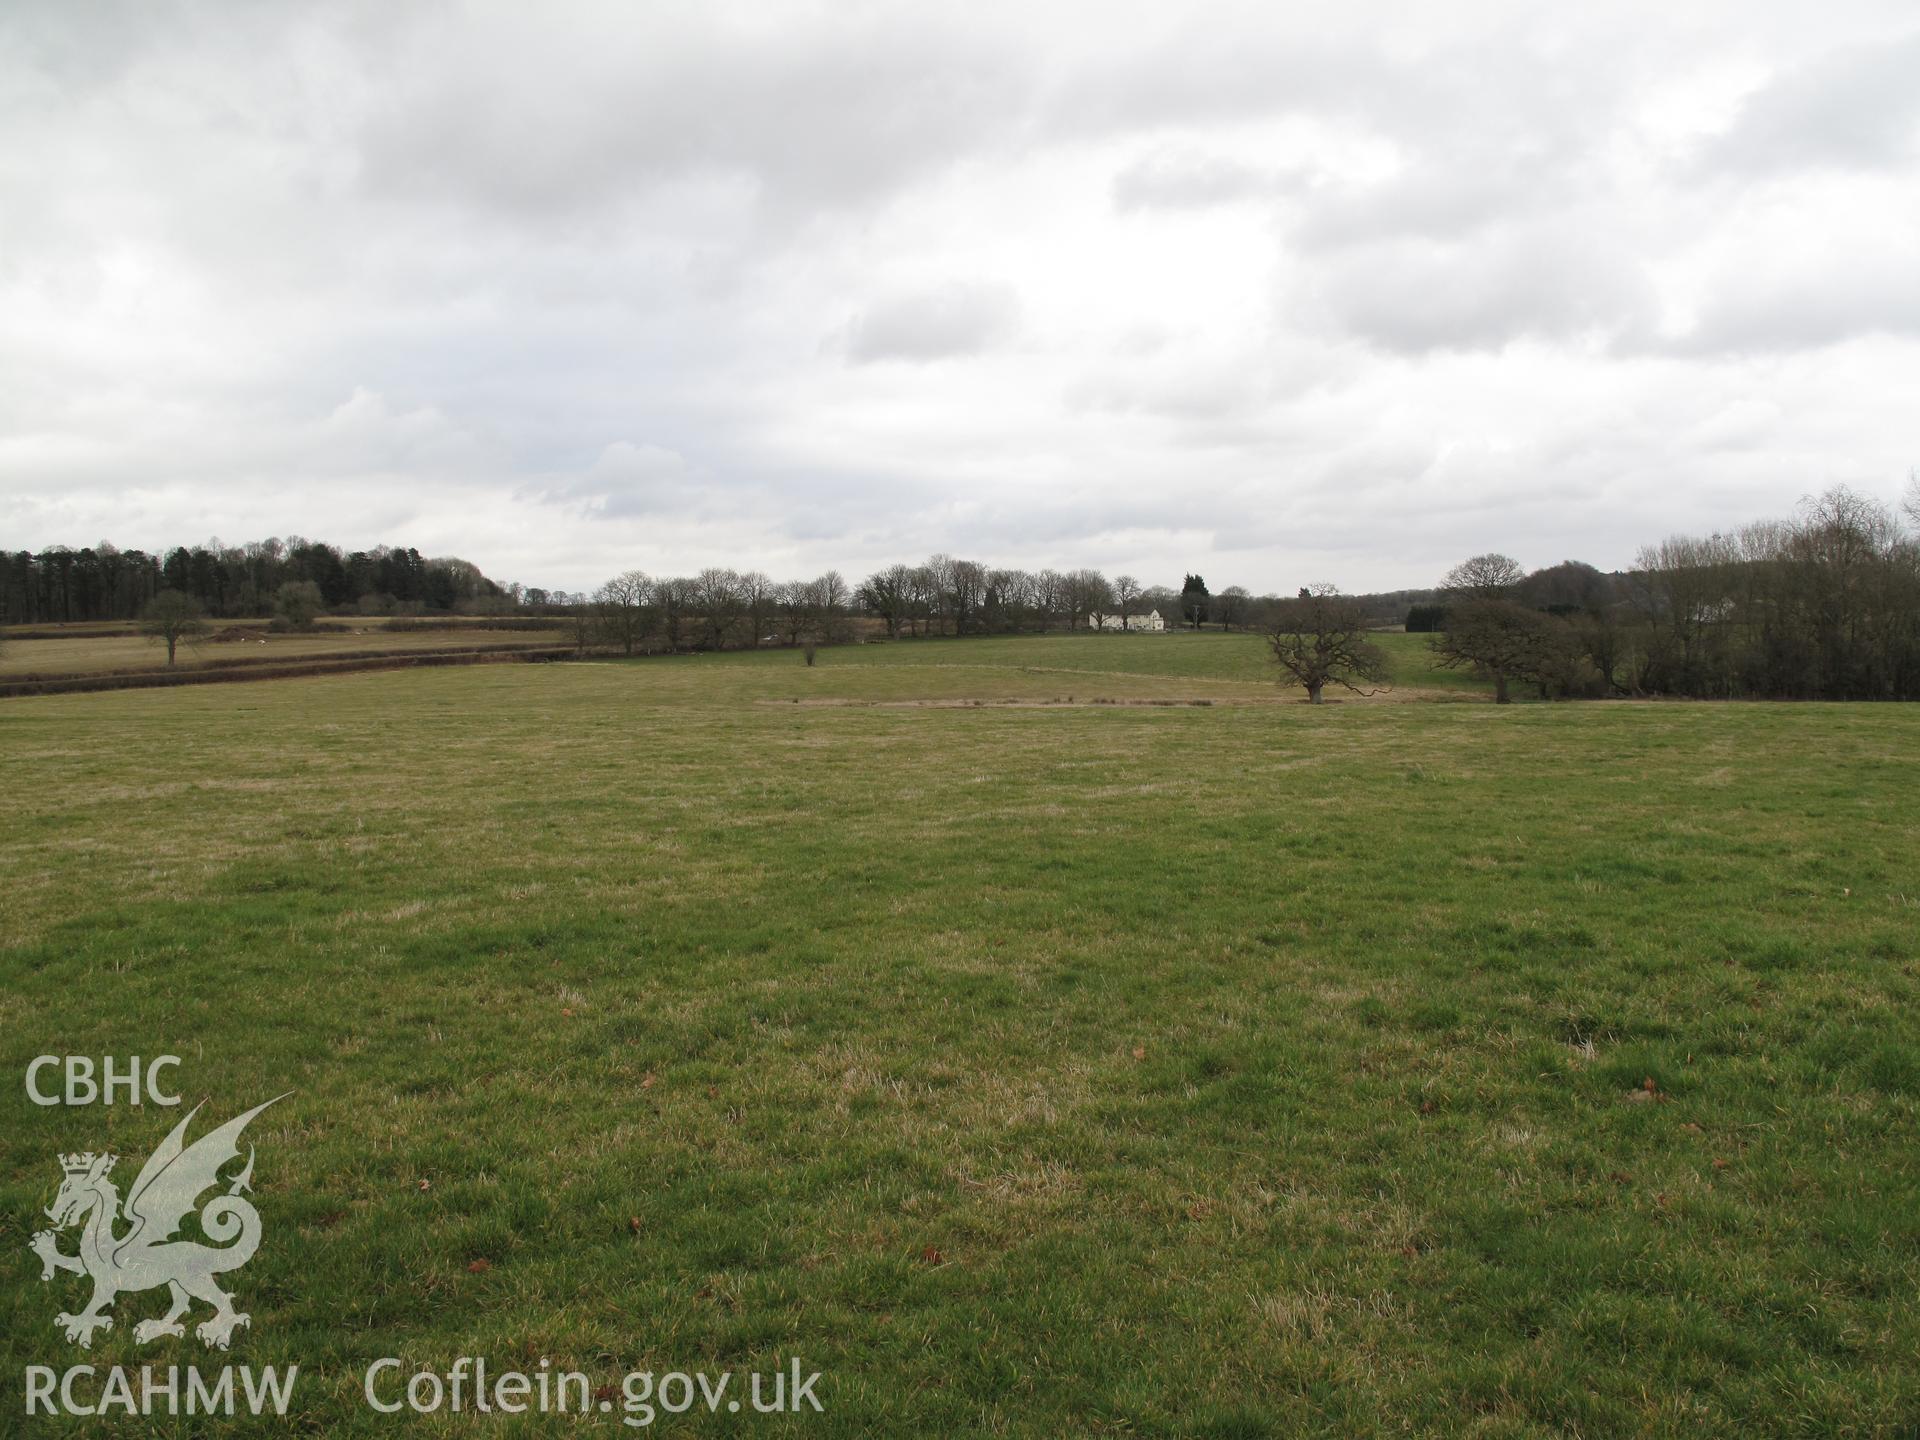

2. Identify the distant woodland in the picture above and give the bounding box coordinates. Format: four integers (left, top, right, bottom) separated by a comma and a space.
7, 480, 1918, 701
0, 539, 513, 624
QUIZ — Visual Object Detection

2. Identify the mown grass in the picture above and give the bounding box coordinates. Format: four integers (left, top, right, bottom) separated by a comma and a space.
1, 635, 1916, 1436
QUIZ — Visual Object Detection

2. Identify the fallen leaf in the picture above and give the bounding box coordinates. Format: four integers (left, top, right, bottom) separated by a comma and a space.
706, 1085, 719, 1099
417, 1179, 431, 1192
628, 1216, 642, 1234
1679, 1122, 1703, 1133
1610, 1171, 1632, 1185
562, 1007, 573, 1017
1712, 1158, 1730, 1171
920, 1245, 944, 1265
1131, 1047, 1146, 1061
467, 1259, 491, 1273
641, 1072, 657, 1090
1642, 1076, 1659, 1093
1419, 1100, 1437, 1115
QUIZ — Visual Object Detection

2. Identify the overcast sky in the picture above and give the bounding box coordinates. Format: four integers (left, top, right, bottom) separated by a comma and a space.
4, 1, 1917, 594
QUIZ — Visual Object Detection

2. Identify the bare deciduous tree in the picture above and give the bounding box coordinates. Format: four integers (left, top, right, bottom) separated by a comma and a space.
1432, 597, 1561, 703
984, 568, 1029, 631
1442, 553, 1525, 601
741, 570, 777, 647
656, 575, 693, 651
944, 559, 985, 635
775, 580, 814, 646
1265, 585, 1390, 704
694, 567, 744, 650
594, 570, 652, 655
1066, 569, 1111, 629
1628, 534, 1736, 694
898, 564, 930, 637
1032, 570, 1066, 632
858, 565, 912, 639
920, 554, 956, 635
814, 569, 850, 642
1113, 574, 1141, 629
139, 589, 207, 665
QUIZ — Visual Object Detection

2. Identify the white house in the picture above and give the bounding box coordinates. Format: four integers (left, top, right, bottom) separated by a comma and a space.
1089, 608, 1166, 632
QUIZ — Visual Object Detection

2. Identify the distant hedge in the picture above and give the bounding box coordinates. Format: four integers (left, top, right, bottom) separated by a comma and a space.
0, 645, 573, 698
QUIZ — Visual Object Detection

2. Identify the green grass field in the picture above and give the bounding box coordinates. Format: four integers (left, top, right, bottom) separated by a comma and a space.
3, 633, 1917, 1435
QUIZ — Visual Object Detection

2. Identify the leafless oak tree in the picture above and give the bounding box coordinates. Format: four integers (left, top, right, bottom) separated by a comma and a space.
1265, 585, 1390, 703
1431, 597, 1560, 703
1442, 553, 1525, 600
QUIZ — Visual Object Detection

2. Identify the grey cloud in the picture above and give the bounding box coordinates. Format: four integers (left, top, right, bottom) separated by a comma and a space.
1306, 223, 1656, 353
1707, 31, 1920, 176
1288, 154, 1573, 253
842, 284, 1021, 364
353, 8, 1030, 222
532, 441, 693, 518
1668, 259, 1920, 354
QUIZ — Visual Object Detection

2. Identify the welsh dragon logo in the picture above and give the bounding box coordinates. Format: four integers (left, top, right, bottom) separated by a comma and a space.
29, 1096, 286, 1350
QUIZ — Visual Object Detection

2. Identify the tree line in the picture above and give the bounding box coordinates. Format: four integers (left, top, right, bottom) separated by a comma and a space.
1267, 483, 1920, 703
1432, 486, 1920, 701
577, 561, 1257, 655
0, 539, 511, 625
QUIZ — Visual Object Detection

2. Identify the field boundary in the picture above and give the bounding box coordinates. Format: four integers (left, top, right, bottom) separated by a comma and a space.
0, 644, 576, 698
753, 687, 1477, 708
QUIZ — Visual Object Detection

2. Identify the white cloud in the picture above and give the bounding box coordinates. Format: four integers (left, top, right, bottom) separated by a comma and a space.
1111, 151, 1276, 212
